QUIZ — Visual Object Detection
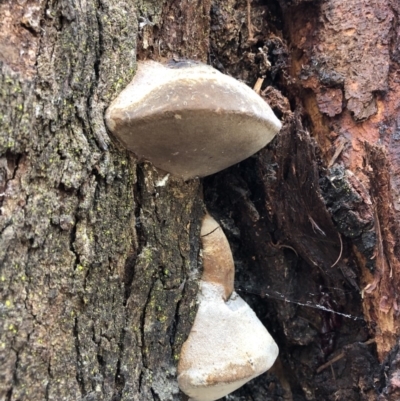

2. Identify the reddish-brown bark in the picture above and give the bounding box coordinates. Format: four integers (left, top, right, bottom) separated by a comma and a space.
284, 0, 400, 362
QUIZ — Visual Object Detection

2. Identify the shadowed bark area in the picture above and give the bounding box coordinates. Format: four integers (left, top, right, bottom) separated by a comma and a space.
204, 0, 400, 400
2, 0, 400, 400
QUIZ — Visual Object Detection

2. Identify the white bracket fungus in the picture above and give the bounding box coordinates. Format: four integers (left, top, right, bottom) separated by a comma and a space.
105, 61, 282, 180
177, 214, 279, 401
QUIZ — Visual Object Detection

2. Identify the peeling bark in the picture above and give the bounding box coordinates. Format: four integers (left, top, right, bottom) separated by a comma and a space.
205, 0, 400, 400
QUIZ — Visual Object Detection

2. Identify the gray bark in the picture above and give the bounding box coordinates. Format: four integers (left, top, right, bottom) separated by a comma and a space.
0, 1, 203, 400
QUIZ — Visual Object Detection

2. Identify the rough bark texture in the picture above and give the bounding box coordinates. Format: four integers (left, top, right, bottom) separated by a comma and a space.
1, 0, 400, 401
0, 1, 204, 400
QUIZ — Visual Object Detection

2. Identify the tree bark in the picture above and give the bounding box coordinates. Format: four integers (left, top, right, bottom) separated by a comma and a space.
1, 0, 400, 401
0, 1, 204, 400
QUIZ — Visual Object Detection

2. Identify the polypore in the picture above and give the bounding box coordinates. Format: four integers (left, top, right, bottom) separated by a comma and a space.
105, 60, 282, 180
177, 213, 279, 401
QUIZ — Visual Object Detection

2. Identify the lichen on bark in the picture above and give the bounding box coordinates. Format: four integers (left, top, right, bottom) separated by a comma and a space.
1, 1, 202, 400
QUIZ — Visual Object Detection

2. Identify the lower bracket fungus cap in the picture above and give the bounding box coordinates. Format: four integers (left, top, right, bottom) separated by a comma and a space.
105, 61, 282, 180
177, 214, 279, 401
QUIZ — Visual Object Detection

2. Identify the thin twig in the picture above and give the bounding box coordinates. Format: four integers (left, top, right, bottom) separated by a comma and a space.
316, 338, 375, 373
278, 244, 299, 257
247, 0, 254, 42
330, 233, 343, 268
309, 216, 326, 236
253, 77, 264, 94
328, 138, 347, 168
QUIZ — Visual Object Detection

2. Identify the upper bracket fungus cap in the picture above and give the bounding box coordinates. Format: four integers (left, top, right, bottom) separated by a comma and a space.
105, 61, 282, 180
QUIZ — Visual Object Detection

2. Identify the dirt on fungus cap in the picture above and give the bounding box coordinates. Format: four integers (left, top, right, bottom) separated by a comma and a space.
105, 60, 282, 180
200, 213, 234, 300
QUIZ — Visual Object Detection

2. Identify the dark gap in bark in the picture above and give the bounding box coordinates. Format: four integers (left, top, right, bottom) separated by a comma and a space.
150, 387, 160, 401
93, 0, 104, 83
138, 368, 144, 393
5, 348, 20, 401
140, 279, 156, 369
45, 352, 53, 401
111, 360, 125, 401
169, 298, 180, 348
73, 316, 85, 396
123, 165, 144, 301
57, 181, 78, 194
123, 251, 138, 302
0, 152, 23, 211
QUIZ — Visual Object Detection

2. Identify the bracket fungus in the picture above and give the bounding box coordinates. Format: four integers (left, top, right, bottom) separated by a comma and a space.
177, 214, 279, 401
105, 60, 282, 180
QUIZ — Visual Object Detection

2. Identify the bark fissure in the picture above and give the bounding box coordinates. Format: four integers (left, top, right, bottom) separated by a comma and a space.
74, 316, 86, 397
5, 348, 18, 401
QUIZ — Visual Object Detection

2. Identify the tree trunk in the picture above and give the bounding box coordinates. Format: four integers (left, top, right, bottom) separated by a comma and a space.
1, 0, 400, 401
